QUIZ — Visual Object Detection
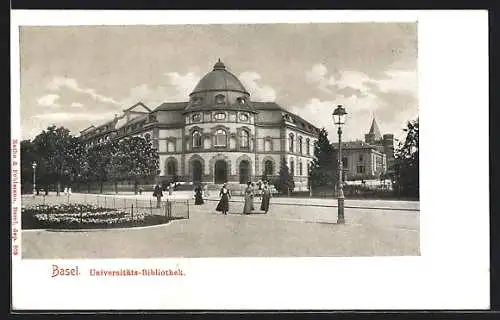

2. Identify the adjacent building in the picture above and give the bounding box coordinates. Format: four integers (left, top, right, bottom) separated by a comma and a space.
332, 118, 395, 181
78, 60, 320, 190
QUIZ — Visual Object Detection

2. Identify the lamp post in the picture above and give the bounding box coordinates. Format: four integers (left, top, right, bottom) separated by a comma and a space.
332, 105, 347, 224
32, 161, 37, 197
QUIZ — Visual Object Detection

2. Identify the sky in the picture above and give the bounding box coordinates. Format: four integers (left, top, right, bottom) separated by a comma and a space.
19, 23, 418, 143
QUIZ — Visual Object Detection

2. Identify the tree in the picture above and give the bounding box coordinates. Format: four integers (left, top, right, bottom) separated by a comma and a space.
393, 118, 419, 198
309, 128, 336, 190
31, 126, 74, 196
273, 156, 294, 196
108, 137, 159, 194
87, 141, 118, 194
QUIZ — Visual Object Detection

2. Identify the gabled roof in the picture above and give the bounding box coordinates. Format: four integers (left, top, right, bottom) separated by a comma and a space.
332, 140, 377, 150
153, 102, 188, 111
123, 102, 151, 113
80, 125, 96, 134
252, 102, 287, 112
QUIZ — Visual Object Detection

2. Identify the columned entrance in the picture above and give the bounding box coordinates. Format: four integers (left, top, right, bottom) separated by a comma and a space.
239, 160, 250, 184
214, 160, 228, 184
192, 160, 202, 183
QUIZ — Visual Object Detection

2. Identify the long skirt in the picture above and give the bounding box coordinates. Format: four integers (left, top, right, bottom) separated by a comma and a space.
243, 196, 253, 214
195, 191, 204, 205
260, 194, 270, 212
216, 194, 229, 212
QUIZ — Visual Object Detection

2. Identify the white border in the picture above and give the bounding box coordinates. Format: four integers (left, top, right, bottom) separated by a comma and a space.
11, 10, 490, 310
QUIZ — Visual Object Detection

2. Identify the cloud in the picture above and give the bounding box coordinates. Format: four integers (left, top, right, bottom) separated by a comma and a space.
47, 76, 120, 105
165, 72, 200, 101
32, 112, 117, 122
70, 102, 84, 108
304, 63, 418, 98
36, 94, 60, 108
239, 71, 276, 102
305, 63, 336, 94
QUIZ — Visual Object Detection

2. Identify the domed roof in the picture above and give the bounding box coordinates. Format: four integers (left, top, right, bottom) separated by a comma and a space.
190, 59, 249, 96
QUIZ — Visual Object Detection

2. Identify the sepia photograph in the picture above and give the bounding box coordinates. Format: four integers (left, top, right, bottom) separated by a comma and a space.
11, 10, 489, 310
19, 22, 419, 259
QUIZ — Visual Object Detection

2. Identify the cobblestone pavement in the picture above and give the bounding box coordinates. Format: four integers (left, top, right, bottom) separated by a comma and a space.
21, 193, 420, 259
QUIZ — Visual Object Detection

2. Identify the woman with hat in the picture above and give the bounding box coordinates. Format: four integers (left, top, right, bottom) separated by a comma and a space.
216, 183, 231, 215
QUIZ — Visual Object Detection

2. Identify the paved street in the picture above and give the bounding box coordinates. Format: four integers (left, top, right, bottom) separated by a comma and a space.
21, 193, 420, 259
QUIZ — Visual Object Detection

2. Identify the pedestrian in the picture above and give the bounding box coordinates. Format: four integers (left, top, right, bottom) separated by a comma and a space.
216, 183, 231, 215
169, 182, 174, 196
153, 184, 163, 208
194, 183, 204, 205
63, 187, 68, 196
243, 181, 254, 215
68, 187, 72, 195
203, 184, 209, 198
260, 181, 271, 214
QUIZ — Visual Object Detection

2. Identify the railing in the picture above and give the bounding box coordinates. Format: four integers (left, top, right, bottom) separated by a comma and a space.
21, 194, 190, 221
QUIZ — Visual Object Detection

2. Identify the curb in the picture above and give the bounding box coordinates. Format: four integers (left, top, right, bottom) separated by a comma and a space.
21, 219, 183, 233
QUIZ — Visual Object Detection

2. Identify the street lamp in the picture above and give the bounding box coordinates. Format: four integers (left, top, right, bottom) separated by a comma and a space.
32, 161, 37, 197
332, 105, 347, 224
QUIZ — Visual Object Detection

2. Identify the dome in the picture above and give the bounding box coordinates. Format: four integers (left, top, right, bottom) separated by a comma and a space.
190, 59, 249, 96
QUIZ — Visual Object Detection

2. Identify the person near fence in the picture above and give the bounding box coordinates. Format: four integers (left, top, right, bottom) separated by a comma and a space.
243, 181, 254, 215
216, 183, 231, 215
153, 184, 163, 208
203, 184, 209, 198
260, 180, 271, 214
168, 182, 174, 196
194, 184, 204, 205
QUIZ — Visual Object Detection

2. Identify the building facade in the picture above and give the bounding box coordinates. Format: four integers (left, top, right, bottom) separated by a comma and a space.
78, 60, 320, 190
332, 118, 394, 181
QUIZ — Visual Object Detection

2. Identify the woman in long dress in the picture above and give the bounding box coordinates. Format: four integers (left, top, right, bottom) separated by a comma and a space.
194, 184, 204, 205
216, 183, 231, 215
243, 181, 254, 215
260, 181, 271, 214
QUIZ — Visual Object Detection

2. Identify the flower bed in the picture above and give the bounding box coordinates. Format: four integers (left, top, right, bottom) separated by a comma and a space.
21, 203, 174, 230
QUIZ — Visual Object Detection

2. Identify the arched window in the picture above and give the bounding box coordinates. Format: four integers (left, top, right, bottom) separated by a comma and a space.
299, 161, 303, 176
289, 133, 294, 152
192, 131, 202, 148
264, 160, 274, 176
306, 138, 310, 155
290, 159, 295, 176
214, 129, 227, 147
166, 160, 177, 176
215, 94, 225, 104
298, 136, 303, 154
239, 130, 249, 149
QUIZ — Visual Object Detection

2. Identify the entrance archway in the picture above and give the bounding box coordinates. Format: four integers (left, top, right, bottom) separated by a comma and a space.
239, 160, 250, 184
192, 160, 202, 183
214, 160, 228, 184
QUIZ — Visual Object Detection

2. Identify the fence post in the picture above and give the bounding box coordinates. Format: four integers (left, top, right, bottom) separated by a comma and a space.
131, 204, 134, 220
149, 199, 153, 216
164, 203, 167, 223
124, 198, 126, 211
113, 197, 116, 210
43, 195, 46, 206
80, 211, 82, 224
136, 198, 138, 210
97, 195, 99, 207
104, 196, 107, 209
187, 199, 189, 219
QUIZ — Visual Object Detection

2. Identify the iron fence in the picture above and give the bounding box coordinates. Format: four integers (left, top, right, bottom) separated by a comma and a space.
21, 194, 190, 221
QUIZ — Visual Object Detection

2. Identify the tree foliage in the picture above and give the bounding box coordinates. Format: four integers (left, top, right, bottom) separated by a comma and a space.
309, 128, 336, 189
30, 126, 75, 195
273, 156, 295, 195
21, 125, 160, 195
393, 118, 419, 198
